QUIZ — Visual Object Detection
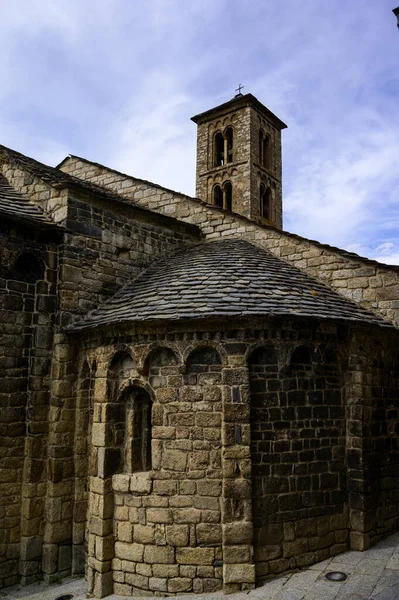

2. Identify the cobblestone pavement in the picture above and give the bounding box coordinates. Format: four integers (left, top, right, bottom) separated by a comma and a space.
2, 531, 399, 600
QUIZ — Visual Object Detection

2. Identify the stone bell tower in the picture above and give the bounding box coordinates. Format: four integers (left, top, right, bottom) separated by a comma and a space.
191, 92, 287, 229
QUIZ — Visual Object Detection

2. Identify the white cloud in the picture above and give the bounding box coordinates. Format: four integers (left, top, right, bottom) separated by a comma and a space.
0, 0, 398, 262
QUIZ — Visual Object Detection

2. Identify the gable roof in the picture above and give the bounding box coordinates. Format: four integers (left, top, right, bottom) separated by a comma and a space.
0, 145, 200, 235
57, 153, 200, 202
69, 239, 391, 332
0, 174, 59, 229
57, 155, 399, 274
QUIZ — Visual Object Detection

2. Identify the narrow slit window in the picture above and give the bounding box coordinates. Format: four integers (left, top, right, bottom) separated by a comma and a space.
126, 388, 152, 472
259, 130, 264, 165
224, 182, 232, 211
226, 128, 233, 163
260, 184, 271, 220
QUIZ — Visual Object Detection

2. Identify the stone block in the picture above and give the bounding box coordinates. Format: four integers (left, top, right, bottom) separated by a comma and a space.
163, 449, 188, 471
173, 507, 201, 524
136, 563, 152, 576
197, 480, 222, 497
152, 563, 179, 577
58, 545, 72, 571
114, 542, 144, 562
350, 531, 370, 551
113, 582, 132, 595
223, 563, 255, 584
95, 535, 114, 561
94, 571, 114, 598
224, 545, 251, 564
223, 522, 253, 544
72, 545, 86, 575
153, 480, 177, 496
20, 536, 42, 560
176, 547, 214, 565
125, 572, 149, 590
134, 524, 155, 544
223, 479, 252, 499
112, 474, 130, 492
42, 543, 58, 575
130, 472, 152, 494
147, 508, 172, 524
168, 577, 192, 593
144, 545, 175, 564
180, 565, 196, 578
149, 577, 167, 592
196, 523, 222, 545
166, 525, 189, 547
283, 539, 308, 558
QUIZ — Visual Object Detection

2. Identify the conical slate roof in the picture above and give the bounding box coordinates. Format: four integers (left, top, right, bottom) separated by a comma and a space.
70, 239, 391, 331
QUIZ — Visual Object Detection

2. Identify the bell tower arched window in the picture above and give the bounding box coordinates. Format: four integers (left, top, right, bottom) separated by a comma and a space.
259, 129, 272, 170
263, 134, 271, 169
260, 184, 271, 221
214, 132, 224, 166
214, 128, 234, 167
213, 184, 223, 208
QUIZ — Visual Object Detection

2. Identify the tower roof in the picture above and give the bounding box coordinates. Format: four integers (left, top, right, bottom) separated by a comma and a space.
191, 93, 287, 130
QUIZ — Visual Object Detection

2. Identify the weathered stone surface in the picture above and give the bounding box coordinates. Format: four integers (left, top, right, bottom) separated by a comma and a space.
114, 542, 144, 562
143, 545, 175, 564
223, 563, 256, 584
176, 547, 215, 565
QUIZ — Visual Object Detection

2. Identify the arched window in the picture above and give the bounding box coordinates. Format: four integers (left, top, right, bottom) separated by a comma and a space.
124, 386, 152, 472
213, 185, 223, 208
263, 134, 271, 169
224, 181, 232, 211
260, 184, 271, 220
13, 252, 44, 283
214, 132, 224, 166
225, 127, 233, 163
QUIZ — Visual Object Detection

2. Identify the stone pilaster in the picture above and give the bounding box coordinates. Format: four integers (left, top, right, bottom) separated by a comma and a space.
221, 359, 255, 592
86, 357, 114, 598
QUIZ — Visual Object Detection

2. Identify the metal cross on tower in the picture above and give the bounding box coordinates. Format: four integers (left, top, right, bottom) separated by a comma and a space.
235, 84, 244, 96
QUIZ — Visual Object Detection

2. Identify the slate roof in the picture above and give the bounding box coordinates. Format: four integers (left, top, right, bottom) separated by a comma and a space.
0, 145, 199, 235
0, 174, 58, 228
70, 239, 391, 332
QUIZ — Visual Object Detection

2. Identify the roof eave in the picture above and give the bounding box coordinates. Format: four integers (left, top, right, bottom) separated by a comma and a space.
191, 93, 288, 130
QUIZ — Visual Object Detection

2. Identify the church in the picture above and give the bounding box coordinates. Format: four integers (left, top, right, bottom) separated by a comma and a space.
1, 92, 399, 597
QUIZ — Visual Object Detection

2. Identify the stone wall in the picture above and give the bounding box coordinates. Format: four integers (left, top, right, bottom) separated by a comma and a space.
249, 342, 347, 580
67, 316, 397, 596
59, 158, 399, 327
0, 223, 59, 587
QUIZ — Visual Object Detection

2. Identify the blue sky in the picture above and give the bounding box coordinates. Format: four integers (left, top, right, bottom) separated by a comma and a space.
1, 1, 399, 263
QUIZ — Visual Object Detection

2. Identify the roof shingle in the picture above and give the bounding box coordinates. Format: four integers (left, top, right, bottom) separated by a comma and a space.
0, 174, 58, 227
69, 239, 391, 331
